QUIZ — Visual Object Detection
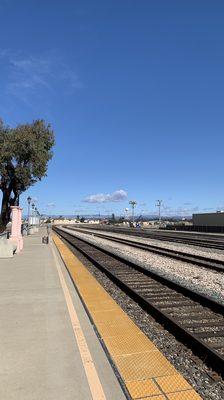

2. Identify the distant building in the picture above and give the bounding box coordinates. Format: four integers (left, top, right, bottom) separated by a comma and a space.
53, 218, 77, 225
52, 218, 100, 225
193, 212, 224, 227
29, 215, 40, 226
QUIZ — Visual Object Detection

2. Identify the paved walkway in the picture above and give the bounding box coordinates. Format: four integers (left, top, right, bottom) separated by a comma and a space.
0, 229, 126, 400
54, 231, 202, 400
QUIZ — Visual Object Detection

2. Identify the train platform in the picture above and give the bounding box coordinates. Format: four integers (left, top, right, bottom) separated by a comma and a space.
0, 228, 125, 400
53, 232, 202, 400
0, 227, 203, 400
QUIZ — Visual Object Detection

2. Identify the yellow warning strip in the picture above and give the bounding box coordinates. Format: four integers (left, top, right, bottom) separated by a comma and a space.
53, 233, 202, 400
51, 243, 106, 400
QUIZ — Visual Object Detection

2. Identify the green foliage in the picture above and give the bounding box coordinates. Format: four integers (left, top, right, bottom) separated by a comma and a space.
0, 119, 55, 227
0, 119, 54, 190
109, 213, 117, 225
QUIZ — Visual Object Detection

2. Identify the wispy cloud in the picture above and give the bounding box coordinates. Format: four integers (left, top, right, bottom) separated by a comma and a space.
216, 203, 224, 211
162, 204, 199, 216
83, 189, 128, 203
0, 49, 82, 106
46, 202, 56, 208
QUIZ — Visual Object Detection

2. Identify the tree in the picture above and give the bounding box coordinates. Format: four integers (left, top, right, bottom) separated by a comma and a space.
0, 119, 55, 230
109, 213, 116, 225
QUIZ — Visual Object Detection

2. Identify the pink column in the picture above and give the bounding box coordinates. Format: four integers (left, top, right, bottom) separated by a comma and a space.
9, 206, 23, 253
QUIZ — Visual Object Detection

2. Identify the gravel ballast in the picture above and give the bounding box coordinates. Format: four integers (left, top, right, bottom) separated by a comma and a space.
61, 227, 224, 305
72, 226, 224, 260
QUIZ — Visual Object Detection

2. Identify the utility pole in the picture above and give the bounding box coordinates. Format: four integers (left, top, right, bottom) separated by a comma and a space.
156, 200, 162, 224
124, 208, 129, 220
129, 200, 137, 223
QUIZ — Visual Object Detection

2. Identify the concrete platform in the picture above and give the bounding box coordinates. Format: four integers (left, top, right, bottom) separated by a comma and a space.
0, 229, 126, 400
54, 232, 202, 400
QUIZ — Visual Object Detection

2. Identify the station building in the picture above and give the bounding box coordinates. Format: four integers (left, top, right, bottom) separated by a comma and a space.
193, 211, 224, 227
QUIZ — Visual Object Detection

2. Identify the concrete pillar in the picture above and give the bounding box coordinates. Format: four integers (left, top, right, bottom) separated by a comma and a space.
9, 206, 23, 253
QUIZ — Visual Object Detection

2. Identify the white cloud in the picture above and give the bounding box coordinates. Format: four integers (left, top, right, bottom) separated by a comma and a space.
0, 49, 82, 105
175, 206, 198, 214
83, 189, 128, 203
46, 202, 55, 208
161, 204, 199, 216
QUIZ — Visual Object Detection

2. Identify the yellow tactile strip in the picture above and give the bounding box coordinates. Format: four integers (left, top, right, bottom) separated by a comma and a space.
53, 234, 202, 400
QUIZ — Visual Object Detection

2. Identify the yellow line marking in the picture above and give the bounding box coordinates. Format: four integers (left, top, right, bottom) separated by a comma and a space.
53, 233, 202, 400
51, 243, 107, 400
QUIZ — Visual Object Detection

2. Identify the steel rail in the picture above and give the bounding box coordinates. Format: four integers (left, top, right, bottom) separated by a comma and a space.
54, 226, 224, 377
66, 226, 224, 273
73, 225, 224, 250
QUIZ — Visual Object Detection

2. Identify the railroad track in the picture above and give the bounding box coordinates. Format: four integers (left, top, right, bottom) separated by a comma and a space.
54, 226, 224, 377
66, 226, 224, 273
74, 225, 224, 250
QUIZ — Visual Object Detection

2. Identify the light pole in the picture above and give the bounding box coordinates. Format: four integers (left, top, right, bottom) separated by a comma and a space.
129, 200, 137, 224
34, 207, 38, 225
156, 200, 162, 224
31, 202, 35, 226
124, 208, 129, 220
27, 196, 32, 234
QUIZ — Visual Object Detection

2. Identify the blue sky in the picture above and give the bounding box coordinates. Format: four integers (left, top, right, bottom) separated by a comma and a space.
0, 0, 224, 217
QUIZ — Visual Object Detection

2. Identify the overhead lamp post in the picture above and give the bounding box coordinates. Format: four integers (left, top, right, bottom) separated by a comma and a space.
156, 200, 162, 224
129, 200, 137, 223
35, 207, 41, 227
27, 196, 32, 234
124, 208, 129, 220
31, 202, 35, 225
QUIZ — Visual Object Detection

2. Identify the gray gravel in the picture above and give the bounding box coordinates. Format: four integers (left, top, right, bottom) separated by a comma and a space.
61, 227, 224, 305
63, 235, 224, 400
73, 226, 224, 260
